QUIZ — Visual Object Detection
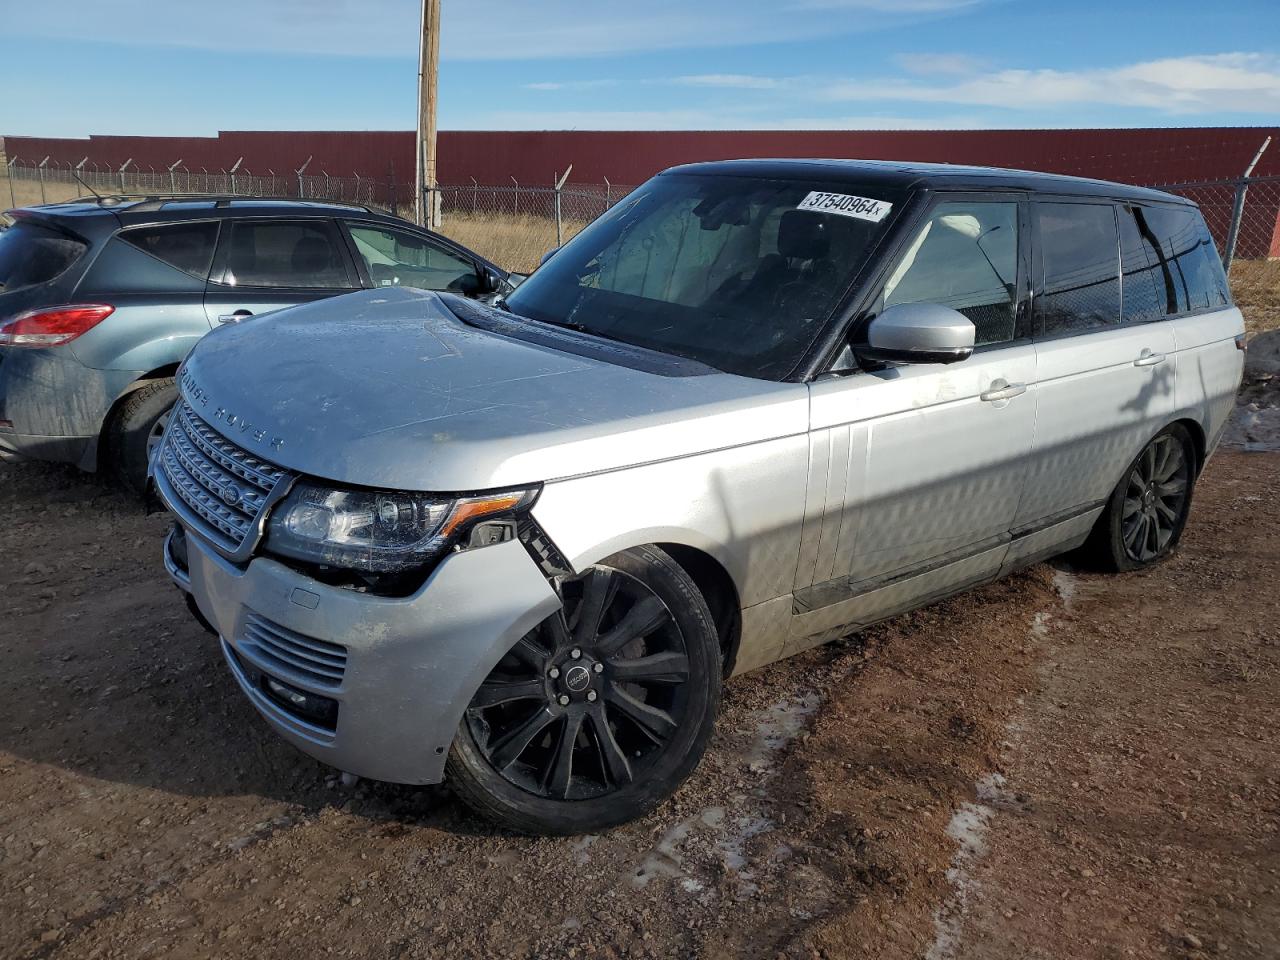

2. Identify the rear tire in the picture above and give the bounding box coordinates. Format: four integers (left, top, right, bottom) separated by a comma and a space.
1081, 423, 1197, 572
109, 378, 177, 496
446, 545, 722, 835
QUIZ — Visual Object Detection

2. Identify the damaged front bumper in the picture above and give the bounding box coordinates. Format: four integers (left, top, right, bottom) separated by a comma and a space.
163, 526, 560, 784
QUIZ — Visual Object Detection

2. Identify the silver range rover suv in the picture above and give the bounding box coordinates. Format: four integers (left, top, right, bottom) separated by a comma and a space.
154, 160, 1244, 835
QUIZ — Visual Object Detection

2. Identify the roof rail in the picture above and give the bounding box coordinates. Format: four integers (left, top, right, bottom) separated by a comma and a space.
91, 194, 384, 214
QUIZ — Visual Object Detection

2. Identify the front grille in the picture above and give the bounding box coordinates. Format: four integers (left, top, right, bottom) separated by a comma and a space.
239, 612, 348, 688
158, 400, 288, 557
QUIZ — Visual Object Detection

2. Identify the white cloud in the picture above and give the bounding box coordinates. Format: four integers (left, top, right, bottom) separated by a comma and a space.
668, 74, 789, 90
894, 52, 989, 75
818, 53, 1280, 114
523, 80, 617, 91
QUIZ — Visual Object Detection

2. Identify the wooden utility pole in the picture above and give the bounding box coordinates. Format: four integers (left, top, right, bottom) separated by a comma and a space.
414, 0, 441, 228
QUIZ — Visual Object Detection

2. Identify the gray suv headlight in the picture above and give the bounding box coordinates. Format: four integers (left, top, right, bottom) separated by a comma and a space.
264, 480, 538, 573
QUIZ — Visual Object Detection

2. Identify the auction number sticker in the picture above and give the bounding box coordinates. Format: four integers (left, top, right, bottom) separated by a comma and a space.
796, 191, 892, 223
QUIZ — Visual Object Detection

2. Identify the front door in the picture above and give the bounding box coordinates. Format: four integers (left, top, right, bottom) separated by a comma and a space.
203, 218, 359, 327
790, 196, 1036, 648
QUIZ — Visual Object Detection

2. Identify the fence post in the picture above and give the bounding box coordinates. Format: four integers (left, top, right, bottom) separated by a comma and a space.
553, 165, 572, 248
510, 176, 519, 217
604, 176, 611, 207
38, 156, 49, 203
471, 176, 478, 214
168, 158, 183, 194
117, 158, 133, 194
1222, 135, 1271, 271
296, 155, 313, 199
6, 157, 16, 209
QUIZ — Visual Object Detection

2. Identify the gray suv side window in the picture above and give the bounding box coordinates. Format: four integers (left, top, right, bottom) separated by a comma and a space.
120, 221, 219, 280
348, 225, 478, 292
221, 220, 354, 289
882, 200, 1020, 346
1037, 202, 1121, 335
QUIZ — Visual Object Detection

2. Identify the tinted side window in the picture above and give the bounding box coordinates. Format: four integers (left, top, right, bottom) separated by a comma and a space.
1037, 203, 1120, 335
221, 221, 353, 289
120, 222, 218, 280
883, 200, 1020, 346
0, 221, 87, 292
1144, 206, 1229, 314
1118, 206, 1165, 324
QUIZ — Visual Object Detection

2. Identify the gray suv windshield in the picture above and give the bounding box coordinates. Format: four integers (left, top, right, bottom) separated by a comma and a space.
504, 174, 904, 379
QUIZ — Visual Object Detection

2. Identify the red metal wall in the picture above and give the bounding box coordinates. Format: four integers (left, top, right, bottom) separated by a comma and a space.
7, 126, 1277, 186
6, 126, 1278, 255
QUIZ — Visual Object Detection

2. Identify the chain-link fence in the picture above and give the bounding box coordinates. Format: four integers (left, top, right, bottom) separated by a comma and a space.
1155, 175, 1280, 264
4, 152, 1277, 275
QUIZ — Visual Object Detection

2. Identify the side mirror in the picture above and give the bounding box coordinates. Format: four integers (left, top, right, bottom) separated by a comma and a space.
539, 248, 558, 268
858, 303, 975, 366
479, 265, 506, 294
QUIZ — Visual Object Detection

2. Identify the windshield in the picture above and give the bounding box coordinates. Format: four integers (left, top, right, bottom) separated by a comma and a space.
0, 221, 88, 294
503, 173, 904, 379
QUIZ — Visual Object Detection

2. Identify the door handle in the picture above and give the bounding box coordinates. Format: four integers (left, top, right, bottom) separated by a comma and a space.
217, 310, 254, 324
1134, 349, 1166, 367
980, 380, 1027, 402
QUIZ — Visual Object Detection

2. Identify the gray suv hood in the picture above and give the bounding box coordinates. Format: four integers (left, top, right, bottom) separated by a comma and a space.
180, 288, 807, 490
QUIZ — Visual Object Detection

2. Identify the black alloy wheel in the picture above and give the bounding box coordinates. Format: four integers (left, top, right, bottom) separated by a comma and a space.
1084, 423, 1197, 572
447, 546, 721, 834
1120, 430, 1192, 563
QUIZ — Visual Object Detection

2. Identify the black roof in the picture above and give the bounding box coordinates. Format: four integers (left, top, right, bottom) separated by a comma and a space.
663, 158, 1194, 206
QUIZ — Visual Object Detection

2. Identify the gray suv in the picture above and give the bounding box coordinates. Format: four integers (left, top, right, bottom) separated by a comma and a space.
156, 160, 1244, 835
0, 196, 509, 490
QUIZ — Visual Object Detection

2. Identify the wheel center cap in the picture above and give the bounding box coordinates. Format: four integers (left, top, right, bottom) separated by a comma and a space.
563, 664, 592, 693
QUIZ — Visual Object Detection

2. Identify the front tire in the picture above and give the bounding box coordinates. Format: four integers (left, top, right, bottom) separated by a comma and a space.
109, 378, 177, 496
447, 546, 722, 835
1083, 423, 1196, 572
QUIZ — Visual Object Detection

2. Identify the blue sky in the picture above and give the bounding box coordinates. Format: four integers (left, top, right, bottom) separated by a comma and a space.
4, 0, 1278, 136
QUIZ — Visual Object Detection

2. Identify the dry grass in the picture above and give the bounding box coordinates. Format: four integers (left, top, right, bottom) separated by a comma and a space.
1229, 259, 1280, 336
436, 212, 589, 274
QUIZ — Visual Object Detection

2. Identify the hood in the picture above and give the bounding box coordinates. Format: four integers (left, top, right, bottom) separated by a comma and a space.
180, 287, 807, 490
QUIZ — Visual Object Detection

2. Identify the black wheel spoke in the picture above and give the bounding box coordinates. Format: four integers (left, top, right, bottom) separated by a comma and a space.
1157, 477, 1187, 497
606, 685, 678, 743
1155, 444, 1183, 483
508, 634, 550, 672
542, 610, 572, 650
572, 568, 618, 644
587, 703, 633, 787
596, 596, 670, 657
1143, 442, 1157, 482
1122, 513, 1144, 549
542, 711, 584, 799
608, 651, 690, 684
1154, 498, 1178, 524
488, 706, 557, 770
471, 678, 546, 710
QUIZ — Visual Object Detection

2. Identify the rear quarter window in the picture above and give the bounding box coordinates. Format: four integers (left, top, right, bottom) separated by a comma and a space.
0, 221, 88, 293
1143, 205, 1230, 314
120, 221, 219, 279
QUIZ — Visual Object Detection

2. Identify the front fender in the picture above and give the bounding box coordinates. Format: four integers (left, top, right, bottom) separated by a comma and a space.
531, 434, 809, 609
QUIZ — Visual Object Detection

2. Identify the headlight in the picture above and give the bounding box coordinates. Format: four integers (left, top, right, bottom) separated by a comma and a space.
264, 480, 538, 573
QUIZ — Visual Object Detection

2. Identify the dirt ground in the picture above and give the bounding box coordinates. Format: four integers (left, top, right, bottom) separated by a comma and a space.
1, 435, 1277, 959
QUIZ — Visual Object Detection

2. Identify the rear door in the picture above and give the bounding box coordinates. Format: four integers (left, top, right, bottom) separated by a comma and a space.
1141, 204, 1242, 452
203, 218, 359, 326
1015, 200, 1178, 529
